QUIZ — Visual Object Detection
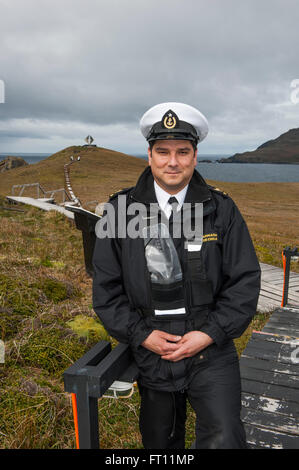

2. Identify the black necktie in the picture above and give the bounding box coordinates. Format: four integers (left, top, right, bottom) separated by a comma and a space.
168, 196, 179, 224
168, 196, 183, 261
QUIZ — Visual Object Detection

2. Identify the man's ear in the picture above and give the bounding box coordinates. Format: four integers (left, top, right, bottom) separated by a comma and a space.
193, 147, 198, 166
148, 147, 152, 166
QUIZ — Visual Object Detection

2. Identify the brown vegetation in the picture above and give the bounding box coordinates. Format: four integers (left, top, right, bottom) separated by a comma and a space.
0, 146, 297, 448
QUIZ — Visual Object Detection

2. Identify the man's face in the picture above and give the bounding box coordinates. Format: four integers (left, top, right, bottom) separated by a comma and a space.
148, 140, 197, 194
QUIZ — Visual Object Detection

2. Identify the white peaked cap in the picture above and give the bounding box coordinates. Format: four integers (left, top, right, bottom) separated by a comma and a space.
140, 102, 209, 143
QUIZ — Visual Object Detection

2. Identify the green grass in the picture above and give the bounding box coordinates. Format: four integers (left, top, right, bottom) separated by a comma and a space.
0, 195, 278, 448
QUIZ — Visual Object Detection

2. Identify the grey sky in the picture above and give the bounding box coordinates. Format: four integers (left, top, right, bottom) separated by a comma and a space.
0, 0, 299, 155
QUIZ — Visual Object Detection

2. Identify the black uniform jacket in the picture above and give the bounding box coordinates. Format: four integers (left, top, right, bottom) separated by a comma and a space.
92, 166, 261, 391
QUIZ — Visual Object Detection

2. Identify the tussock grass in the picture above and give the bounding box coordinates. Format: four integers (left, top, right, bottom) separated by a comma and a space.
0, 178, 293, 448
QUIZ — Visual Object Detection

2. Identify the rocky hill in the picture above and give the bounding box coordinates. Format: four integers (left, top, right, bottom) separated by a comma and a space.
0, 156, 28, 172
220, 128, 299, 163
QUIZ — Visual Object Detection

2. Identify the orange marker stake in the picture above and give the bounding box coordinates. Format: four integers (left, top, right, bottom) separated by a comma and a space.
281, 251, 286, 307
71, 393, 80, 449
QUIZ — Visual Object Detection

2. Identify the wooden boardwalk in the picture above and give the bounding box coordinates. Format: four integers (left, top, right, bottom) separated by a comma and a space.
240, 305, 299, 449
5, 196, 75, 220
258, 263, 299, 312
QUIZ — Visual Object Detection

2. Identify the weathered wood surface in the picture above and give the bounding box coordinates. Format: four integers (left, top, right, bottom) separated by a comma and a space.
257, 263, 299, 312
5, 196, 74, 220
241, 307, 299, 449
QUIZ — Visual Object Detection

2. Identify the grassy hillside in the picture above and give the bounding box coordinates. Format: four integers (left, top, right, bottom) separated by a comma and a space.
1, 145, 298, 271
0, 146, 298, 448
0, 196, 272, 448
0, 146, 147, 209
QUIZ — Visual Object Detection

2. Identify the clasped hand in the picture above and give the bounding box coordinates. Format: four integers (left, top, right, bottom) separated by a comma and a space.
141, 329, 213, 362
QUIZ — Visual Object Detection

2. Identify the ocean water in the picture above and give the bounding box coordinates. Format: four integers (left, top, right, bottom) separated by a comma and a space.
0, 153, 51, 165
135, 154, 299, 182
1, 152, 298, 182
196, 158, 299, 183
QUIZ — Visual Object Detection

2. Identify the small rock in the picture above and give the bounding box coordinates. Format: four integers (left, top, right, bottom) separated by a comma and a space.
95, 202, 106, 216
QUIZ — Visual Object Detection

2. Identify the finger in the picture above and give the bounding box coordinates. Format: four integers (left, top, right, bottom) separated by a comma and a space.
162, 343, 181, 354
160, 332, 182, 342
164, 343, 181, 352
176, 337, 188, 345
161, 348, 186, 361
161, 353, 186, 362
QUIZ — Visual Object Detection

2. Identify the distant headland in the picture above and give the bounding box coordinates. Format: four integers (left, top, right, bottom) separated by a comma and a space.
219, 128, 299, 164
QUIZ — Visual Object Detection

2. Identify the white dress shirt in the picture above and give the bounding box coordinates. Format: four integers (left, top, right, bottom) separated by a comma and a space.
154, 181, 188, 219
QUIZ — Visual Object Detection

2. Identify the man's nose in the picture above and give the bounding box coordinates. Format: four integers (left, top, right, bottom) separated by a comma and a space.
168, 153, 179, 166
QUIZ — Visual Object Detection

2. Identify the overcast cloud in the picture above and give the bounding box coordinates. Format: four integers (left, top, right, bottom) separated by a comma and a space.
0, 0, 299, 155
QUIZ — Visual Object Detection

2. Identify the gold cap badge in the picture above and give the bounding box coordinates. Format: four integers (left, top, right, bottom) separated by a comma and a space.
162, 110, 178, 129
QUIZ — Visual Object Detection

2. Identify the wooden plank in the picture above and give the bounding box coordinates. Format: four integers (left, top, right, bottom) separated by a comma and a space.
257, 301, 278, 313
265, 316, 299, 328
259, 289, 282, 300
286, 303, 299, 309
242, 393, 299, 418
262, 273, 285, 282
257, 296, 278, 305
260, 263, 280, 271
241, 379, 299, 403
258, 293, 279, 304
266, 309, 299, 320
248, 335, 299, 356
261, 285, 299, 303
252, 330, 299, 344
257, 299, 278, 309
259, 290, 282, 302
260, 283, 284, 294
240, 365, 299, 389
264, 320, 299, 334
289, 287, 299, 293
275, 307, 299, 315
257, 296, 276, 306
264, 280, 283, 285
240, 305, 299, 449
257, 297, 279, 308
5, 196, 75, 220
242, 408, 299, 436
262, 270, 283, 277
264, 318, 299, 330
263, 325, 299, 337
251, 330, 299, 346
283, 307, 299, 314
264, 320, 299, 332
244, 424, 299, 449
242, 345, 296, 366
284, 294, 299, 303
259, 290, 299, 305
240, 356, 299, 376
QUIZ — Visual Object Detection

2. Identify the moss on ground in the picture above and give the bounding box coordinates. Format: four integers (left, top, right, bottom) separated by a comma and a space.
16, 327, 89, 374
34, 278, 82, 303
0, 274, 41, 317
67, 314, 110, 342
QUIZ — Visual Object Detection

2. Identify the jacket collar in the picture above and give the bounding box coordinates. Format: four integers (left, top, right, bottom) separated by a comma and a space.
131, 166, 212, 205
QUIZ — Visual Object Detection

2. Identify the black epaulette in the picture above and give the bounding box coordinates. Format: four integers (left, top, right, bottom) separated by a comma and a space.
207, 185, 229, 198
108, 186, 134, 201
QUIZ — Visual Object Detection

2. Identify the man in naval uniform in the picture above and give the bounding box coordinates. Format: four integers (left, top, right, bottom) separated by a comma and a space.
92, 102, 261, 449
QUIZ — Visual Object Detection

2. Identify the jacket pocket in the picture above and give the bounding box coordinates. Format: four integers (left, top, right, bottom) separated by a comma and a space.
189, 279, 214, 306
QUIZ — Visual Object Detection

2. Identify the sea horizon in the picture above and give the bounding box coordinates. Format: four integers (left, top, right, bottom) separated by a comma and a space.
1, 152, 298, 183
